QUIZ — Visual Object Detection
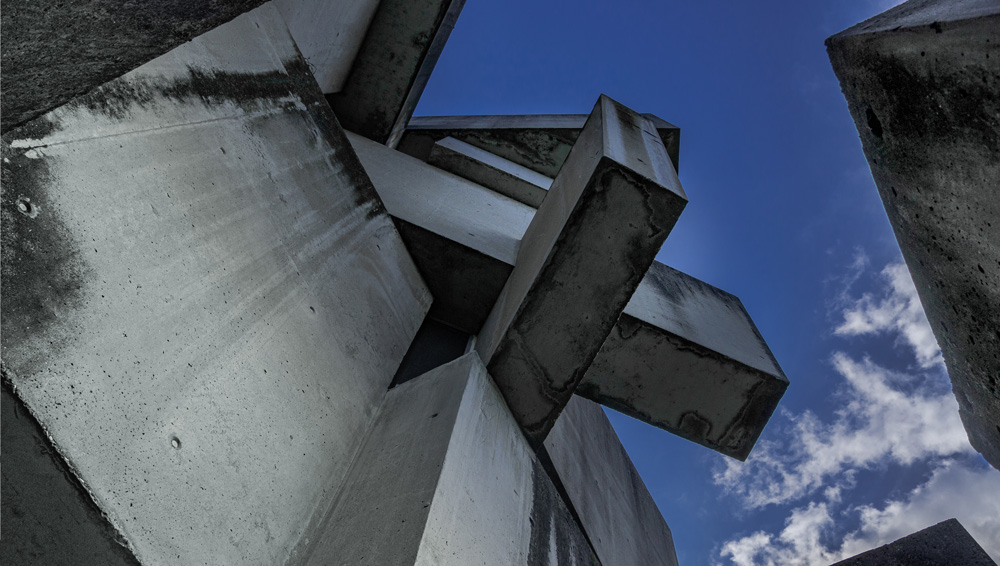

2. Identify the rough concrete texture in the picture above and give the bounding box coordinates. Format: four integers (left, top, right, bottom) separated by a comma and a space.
544, 396, 680, 566
830, 518, 996, 566
300, 353, 600, 566
578, 262, 788, 460
1, 6, 430, 564
274, 0, 381, 93
476, 95, 688, 445
328, 0, 466, 145
429, 136, 552, 208
1, 385, 141, 566
1, 0, 267, 133
827, 0, 1000, 470
399, 113, 681, 177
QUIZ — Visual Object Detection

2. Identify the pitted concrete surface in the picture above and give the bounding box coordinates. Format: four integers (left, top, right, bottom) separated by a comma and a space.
1, 7, 429, 564
830, 519, 996, 565
827, 0, 1000, 470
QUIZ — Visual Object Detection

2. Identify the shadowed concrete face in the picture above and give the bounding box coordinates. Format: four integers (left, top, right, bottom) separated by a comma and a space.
830, 518, 996, 566
476, 95, 688, 445
300, 353, 601, 566
428, 136, 552, 208
578, 262, 788, 460
827, 0, 1000, 470
0, 7, 429, 564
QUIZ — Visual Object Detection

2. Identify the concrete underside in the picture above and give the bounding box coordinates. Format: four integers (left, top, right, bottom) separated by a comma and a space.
830, 518, 996, 566
827, 0, 1000, 470
1, 7, 430, 564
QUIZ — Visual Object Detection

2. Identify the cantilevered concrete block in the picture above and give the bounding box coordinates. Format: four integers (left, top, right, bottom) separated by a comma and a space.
1, 7, 429, 564
830, 519, 996, 566
428, 136, 552, 207
476, 95, 688, 445
579, 262, 788, 460
299, 353, 600, 565
827, 0, 1000, 470
544, 396, 680, 566
400, 112, 681, 177
328, 0, 466, 145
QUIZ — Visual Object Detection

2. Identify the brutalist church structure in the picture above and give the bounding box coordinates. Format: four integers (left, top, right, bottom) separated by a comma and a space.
1, 2, 789, 564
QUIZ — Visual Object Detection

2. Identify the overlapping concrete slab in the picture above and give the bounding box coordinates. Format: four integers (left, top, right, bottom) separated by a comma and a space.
578, 262, 788, 460
299, 353, 601, 566
399, 112, 681, 177
1, 6, 430, 564
475, 95, 687, 445
428, 136, 552, 207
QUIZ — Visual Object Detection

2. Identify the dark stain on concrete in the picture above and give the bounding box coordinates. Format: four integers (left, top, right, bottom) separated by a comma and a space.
527, 458, 601, 566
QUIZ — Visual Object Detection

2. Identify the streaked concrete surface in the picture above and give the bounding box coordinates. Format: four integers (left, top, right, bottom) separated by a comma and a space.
429, 136, 552, 208
1, 6, 429, 564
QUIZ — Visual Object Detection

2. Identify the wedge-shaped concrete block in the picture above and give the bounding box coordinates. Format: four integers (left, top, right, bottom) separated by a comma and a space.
544, 396, 679, 566
476, 95, 688, 445
298, 353, 600, 565
1, 7, 429, 564
428, 136, 552, 207
580, 262, 788, 460
831, 518, 996, 566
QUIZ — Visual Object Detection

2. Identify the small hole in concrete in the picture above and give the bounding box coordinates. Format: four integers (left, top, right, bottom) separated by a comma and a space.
431, 413, 438, 419
15, 196, 36, 217
866, 107, 883, 138
171, 436, 181, 449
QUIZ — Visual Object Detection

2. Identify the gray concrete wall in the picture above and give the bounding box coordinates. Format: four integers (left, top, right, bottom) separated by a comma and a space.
827, 0, 1000, 470
1, 6, 430, 564
830, 518, 995, 566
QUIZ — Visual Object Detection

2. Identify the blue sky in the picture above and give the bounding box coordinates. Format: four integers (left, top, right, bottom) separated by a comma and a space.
414, 1, 1000, 564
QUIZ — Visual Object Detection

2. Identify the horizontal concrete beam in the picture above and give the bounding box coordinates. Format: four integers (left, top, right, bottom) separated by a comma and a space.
399, 112, 681, 177
428, 136, 552, 208
578, 262, 788, 460
328, 0, 466, 146
476, 95, 687, 445
299, 353, 601, 565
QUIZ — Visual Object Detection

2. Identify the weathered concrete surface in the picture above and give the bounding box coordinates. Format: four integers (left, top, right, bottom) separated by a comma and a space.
827, 0, 1000, 470
299, 353, 601, 566
1, 6, 430, 565
544, 396, 679, 566
1, 0, 267, 133
328, 0, 466, 145
830, 518, 996, 566
476, 95, 687, 445
578, 262, 788, 460
349, 130, 534, 332
0, 384, 141, 566
399, 113, 681, 177
429, 136, 553, 208
275, 0, 381, 94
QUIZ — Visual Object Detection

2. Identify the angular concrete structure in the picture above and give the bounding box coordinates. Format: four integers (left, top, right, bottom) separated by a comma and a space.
827, 0, 1000, 470
830, 519, 996, 566
428, 136, 552, 207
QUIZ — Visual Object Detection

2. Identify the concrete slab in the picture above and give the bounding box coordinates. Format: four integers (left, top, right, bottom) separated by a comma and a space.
544, 396, 679, 566
476, 95, 688, 445
399, 112, 681, 177
1, 0, 267, 133
299, 353, 601, 566
275, 0, 381, 93
428, 136, 552, 208
827, 0, 1000, 470
328, 0, 466, 145
830, 518, 996, 566
0, 6, 430, 565
578, 262, 788, 460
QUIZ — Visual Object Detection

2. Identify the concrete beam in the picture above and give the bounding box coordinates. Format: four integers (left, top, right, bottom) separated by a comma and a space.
1, 0, 267, 133
476, 95, 687, 445
1, 7, 430, 564
830, 519, 995, 566
827, 0, 1000, 470
328, 0, 466, 146
544, 396, 679, 566
298, 353, 601, 565
578, 262, 788, 461
399, 112, 681, 177
428, 136, 552, 208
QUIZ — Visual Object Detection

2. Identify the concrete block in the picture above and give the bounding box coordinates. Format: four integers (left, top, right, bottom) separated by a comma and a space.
578, 262, 788, 460
830, 518, 996, 566
544, 396, 679, 566
299, 353, 600, 566
1, 0, 267, 133
0, 6, 430, 565
827, 0, 1000, 470
328, 0, 466, 145
476, 95, 687, 445
428, 136, 552, 208
399, 112, 681, 177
